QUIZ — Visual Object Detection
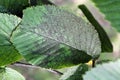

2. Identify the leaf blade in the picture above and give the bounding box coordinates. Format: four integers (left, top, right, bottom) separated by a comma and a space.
60, 64, 88, 80
83, 59, 120, 80
12, 5, 101, 69
79, 4, 113, 52
0, 13, 22, 66
91, 0, 120, 32
0, 67, 25, 80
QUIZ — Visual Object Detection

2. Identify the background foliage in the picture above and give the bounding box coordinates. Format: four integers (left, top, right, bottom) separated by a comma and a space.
0, 0, 120, 80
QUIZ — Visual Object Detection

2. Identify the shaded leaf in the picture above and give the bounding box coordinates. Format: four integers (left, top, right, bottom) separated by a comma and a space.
0, 6, 8, 13
0, 13, 22, 66
0, 67, 25, 80
60, 64, 88, 80
12, 5, 101, 69
30, 0, 54, 6
37, 0, 53, 5
91, 0, 120, 32
79, 5, 113, 52
0, 0, 29, 17
83, 59, 120, 80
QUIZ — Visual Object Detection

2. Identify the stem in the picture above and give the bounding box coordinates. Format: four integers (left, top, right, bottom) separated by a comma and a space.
92, 59, 96, 67
12, 62, 63, 75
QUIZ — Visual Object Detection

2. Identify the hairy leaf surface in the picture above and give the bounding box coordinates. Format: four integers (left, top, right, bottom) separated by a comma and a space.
79, 5, 113, 52
0, 13, 22, 66
12, 5, 101, 69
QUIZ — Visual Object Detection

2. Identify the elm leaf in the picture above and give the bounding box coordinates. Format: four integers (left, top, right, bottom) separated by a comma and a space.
0, 13, 22, 66
12, 5, 101, 69
79, 4, 113, 52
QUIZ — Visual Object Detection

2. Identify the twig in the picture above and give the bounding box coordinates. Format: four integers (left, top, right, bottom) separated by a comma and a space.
12, 62, 63, 75
92, 60, 96, 67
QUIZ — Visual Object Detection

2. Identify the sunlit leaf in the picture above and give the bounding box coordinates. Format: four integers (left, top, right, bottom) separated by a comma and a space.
12, 5, 101, 69
0, 13, 22, 66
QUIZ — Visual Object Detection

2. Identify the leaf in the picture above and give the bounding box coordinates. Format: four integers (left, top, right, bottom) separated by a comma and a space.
30, 0, 54, 6
0, 67, 25, 80
0, 0, 29, 17
0, 6, 8, 13
0, 13, 21, 45
12, 28, 92, 69
60, 64, 88, 80
79, 4, 113, 52
0, 13, 22, 66
83, 59, 120, 80
0, 46, 22, 66
11, 5, 101, 69
91, 0, 120, 32
37, 0, 53, 5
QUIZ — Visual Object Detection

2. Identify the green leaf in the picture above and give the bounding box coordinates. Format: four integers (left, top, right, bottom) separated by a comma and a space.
83, 59, 120, 80
0, 46, 22, 66
0, 6, 8, 13
37, 0, 53, 5
60, 64, 88, 80
79, 5, 113, 52
30, 0, 54, 6
11, 5, 101, 69
0, 0, 29, 17
91, 0, 120, 32
0, 13, 22, 66
12, 27, 92, 69
0, 67, 25, 80
0, 13, 21, 45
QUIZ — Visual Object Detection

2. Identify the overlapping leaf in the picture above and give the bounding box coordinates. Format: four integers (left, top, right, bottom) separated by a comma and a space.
91, 0, 120, 32
83, 59, 120, 80
0, 67, 25, 80
60, 64, 88, 80
11, 5, 101, 69
0, 13, 22, 66
79, 5, 113, 52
